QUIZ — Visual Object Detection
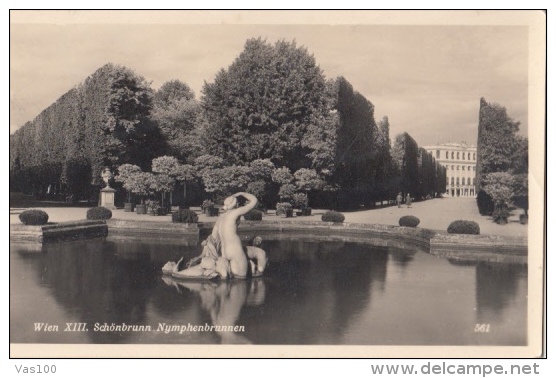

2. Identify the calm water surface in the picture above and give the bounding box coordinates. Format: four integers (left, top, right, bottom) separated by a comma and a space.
10, 237, 527, 345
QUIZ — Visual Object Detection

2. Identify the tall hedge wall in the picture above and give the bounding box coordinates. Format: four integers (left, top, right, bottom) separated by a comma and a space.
10, 63, 160, 200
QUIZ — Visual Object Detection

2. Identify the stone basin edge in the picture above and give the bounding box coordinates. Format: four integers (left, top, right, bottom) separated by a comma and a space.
10, 219, 528, 264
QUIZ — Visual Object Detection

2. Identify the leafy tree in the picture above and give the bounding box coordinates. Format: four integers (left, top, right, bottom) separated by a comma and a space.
201, 165, 251, 199
271, 166, 296, 202
278, 183, 297, 202
152, 80, 201, 162
194, 154, 225, 177
247, 180, 267, 203
271, 166, 294, 185
173, 163, 197, 205
126, 171, 153, 204
291, 192, 309, 209
294, 168, 325, 193
152, 156, 180, 176
151, 156, 182, 207
115, 164, 143, 202
148, 172, 175, 207
100, 64, 158, 170
511, 136, 529, 215
302, 79, 339, 174
483, 172, 514, 224
476, 98, 527, 215
154, 79, 195, 106
200, 38, 328, 167
246, 159, 276, 205
249, 159, 275, 181
293, 168, 325, 206
392, 132, 420, 198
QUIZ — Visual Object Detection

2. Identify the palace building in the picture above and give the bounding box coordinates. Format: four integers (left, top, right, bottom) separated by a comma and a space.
423, 142, 477, 198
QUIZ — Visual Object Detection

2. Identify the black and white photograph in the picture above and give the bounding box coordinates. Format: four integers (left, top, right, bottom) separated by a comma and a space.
8, 10, 546, 359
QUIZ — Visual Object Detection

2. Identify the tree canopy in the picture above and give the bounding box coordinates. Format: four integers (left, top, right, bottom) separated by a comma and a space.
476, 97, 528, 217
201, 38, 328, 167
10, 41, 449, 210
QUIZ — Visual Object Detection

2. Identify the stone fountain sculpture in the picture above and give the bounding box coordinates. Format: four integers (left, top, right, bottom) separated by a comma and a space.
163, 192, 268, 280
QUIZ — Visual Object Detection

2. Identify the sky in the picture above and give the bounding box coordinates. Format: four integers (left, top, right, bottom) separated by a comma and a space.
9, 12, 531, 147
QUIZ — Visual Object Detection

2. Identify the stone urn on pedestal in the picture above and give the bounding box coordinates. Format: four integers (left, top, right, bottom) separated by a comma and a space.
99, 167, 117, 210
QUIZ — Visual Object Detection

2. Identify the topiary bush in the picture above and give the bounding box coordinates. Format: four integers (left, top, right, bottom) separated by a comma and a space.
19, 209, 49, 225
399, 215, 420, 227
244, 209, 263, 221
447, 220, 480, 235
172, 209, 199, 223
322, 210, 345, 223
86, 207, 113, 220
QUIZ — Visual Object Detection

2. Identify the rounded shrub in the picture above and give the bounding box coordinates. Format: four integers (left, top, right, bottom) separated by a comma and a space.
86, 207, 113, 220
19, 209, 49, 225
322, 210, 345, 223
172, 209, 198, 223
447, 220, 480, 235
244, 209, 263, 221
399, 215, 420, 227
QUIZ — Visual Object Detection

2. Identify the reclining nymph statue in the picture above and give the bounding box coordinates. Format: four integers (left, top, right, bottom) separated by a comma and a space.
162, 192, 268, 280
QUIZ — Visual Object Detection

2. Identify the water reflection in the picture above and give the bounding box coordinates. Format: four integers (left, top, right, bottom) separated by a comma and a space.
474, 262, 527, 345
388, 246, 416, 268
27, 239, 159, 343
475, 263, 527, 319
239, 240, 388, 344
162, 278, 266, 344
10, 238, 528, 345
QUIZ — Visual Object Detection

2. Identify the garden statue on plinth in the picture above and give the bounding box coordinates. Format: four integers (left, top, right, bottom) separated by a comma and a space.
162, 192, 268, 280
99, 167, 117, 210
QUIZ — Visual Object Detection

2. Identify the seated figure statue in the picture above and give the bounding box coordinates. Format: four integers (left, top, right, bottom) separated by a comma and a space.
163, 192, 267, 279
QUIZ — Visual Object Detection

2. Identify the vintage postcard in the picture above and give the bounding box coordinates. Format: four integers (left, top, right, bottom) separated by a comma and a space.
8, 10, 546, 358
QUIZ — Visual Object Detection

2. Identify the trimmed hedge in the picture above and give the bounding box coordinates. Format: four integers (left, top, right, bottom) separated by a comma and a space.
19, 209, 49, 225
399, 215, 420, 227
322, 210, 345, 223
172, 209, 199, 223
244, 209, 263, 221
86, 207, 113, 220
447, 220, 480, 235
476, 190, 494, 216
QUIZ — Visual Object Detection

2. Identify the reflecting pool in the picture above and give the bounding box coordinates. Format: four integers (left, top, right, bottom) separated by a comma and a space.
10, 237, 527, 345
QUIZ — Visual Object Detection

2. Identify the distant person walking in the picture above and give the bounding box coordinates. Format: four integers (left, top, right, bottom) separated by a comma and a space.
396, 192, 403, 208
406, 193, 412, 208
